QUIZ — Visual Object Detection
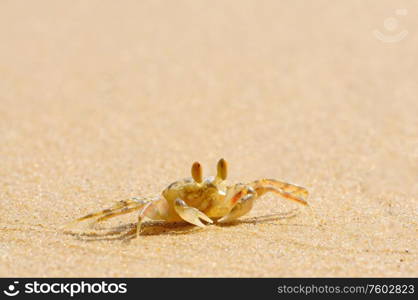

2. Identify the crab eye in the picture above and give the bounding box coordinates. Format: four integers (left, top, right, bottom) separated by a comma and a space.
216, 158, 228, 180
191, 162, 203, 183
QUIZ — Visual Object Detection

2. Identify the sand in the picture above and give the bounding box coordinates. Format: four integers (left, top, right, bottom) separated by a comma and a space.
0, 0, 417, 277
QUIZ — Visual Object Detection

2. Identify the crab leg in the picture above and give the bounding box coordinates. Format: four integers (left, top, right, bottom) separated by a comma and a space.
174, 198, 213, 228
250, 179, 309, 206
95, 205, 145, 223
73, 198, 149, 223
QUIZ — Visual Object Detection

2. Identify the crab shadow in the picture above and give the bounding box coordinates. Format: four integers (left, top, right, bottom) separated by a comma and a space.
65, 209, 300, 243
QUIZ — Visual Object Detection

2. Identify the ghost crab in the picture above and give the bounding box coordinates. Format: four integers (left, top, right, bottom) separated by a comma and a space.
73, 159, 309, 237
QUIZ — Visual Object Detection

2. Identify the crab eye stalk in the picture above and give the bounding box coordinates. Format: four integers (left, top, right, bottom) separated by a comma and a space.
191, 162, 203, 183
216, 158, 228, 180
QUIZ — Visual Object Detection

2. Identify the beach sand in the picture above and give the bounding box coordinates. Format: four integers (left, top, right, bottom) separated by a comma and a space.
0, 0, 417, 277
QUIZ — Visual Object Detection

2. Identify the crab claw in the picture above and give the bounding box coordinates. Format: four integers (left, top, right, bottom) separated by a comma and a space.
174, 198, 213, 227
218, 188, 256, 223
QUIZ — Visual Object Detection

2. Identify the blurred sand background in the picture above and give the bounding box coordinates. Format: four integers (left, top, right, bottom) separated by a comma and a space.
0, 0, 417, 277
